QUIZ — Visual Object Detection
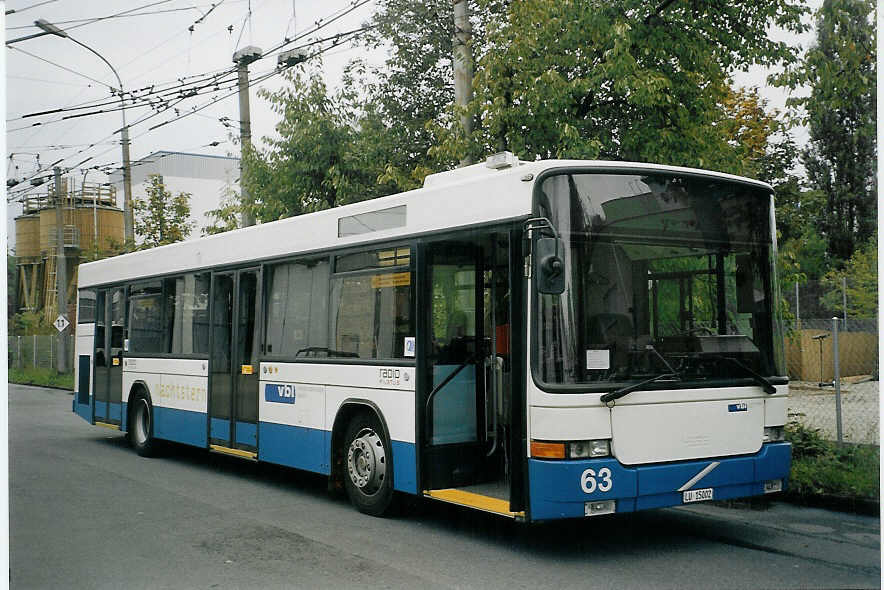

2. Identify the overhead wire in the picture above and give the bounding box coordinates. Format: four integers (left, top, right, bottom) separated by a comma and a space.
5, 0, 59, 16
5, 4, 248, 30
8, 4, 373, 199
8, 46, 117, 89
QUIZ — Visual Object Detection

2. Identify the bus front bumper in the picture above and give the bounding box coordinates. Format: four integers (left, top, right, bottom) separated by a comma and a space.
528, 442, 791, 521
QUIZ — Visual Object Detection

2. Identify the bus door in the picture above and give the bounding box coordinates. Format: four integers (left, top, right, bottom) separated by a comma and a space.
209, 268, 262, 456
421, 241, 487, 489
93, 286, 126, 426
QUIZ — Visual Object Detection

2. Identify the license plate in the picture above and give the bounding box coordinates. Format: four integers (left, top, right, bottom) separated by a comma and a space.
683, 487, 714, 503
764, 479, 783, 493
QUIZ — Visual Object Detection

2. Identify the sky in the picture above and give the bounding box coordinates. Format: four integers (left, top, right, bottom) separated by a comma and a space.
4, 0, 822, 250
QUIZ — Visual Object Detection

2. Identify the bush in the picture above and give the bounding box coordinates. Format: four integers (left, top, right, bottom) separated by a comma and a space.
785, 419, 879, 501
9, 367, 74, 390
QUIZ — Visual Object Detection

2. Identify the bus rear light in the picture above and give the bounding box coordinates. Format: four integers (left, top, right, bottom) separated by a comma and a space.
585, 500, 616, 516
530, 441, 566, 459
763, 426, 785, 442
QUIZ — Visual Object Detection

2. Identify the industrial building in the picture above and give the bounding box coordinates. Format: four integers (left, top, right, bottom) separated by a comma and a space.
13, 178, 124, 323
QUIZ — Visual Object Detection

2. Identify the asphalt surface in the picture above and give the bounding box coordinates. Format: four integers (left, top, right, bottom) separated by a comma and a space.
9, 383, 882, 589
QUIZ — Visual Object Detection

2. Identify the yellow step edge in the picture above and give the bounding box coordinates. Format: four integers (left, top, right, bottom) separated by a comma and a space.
210, 444, 257, 460
95, 421, 120, 431
424, 489, 525, 518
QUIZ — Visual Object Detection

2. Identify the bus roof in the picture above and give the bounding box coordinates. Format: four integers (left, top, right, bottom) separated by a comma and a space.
77, 159, 772, 288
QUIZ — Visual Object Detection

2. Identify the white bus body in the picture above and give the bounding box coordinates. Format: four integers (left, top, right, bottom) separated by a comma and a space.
73, 157, 791, 521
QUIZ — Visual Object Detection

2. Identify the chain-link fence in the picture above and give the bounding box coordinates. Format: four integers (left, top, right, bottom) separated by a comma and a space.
8, 334, 75, 373
785, 318, 879, 445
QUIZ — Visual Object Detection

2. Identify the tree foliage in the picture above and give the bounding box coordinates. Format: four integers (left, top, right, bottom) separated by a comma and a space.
778, 0, 877, 262
203, 181, 242, 236
241, 70, 389, 222
133, 174, 194, 248
435, 0, 807, 172
820, 233, 877, 318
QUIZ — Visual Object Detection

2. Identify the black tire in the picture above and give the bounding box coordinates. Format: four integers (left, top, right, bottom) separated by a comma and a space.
342, 413, 394, 516
128, 393, 157, 457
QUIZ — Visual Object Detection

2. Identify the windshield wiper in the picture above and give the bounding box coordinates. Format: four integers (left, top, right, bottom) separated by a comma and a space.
600, 372, 679, 404
715, 356, 776, 394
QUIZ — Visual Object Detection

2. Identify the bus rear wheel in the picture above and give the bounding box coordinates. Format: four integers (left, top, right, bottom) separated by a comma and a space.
129, 394, 157, 457
343, 413, 394, 516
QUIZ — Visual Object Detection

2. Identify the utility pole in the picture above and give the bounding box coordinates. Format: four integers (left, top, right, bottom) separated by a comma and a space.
453, 0, 474, 167
122, 125, 134, 243
233, 46, 262, 228
54, 166, 68, 373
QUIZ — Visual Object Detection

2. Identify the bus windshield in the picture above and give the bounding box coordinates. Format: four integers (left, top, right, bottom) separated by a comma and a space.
534, 171, 784, 390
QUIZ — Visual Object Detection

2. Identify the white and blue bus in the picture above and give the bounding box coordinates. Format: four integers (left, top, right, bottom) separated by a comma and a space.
73, 154, 791, 521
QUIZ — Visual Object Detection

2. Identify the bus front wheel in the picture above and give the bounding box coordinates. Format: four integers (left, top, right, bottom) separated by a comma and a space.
343, 413, 394, 516
129, 393, 157, 457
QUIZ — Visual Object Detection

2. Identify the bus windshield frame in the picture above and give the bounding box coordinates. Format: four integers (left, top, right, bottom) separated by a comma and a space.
531, 168, 786, 394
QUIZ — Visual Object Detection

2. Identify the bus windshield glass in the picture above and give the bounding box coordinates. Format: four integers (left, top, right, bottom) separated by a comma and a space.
534, 171, 784, 390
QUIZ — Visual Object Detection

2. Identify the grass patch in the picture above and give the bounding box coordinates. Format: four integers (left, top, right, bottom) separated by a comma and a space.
785, 421, 879, 501
8, 367, 74, 390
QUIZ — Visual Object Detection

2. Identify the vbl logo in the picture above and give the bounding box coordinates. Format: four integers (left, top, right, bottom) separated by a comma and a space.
265, 383, 296, 404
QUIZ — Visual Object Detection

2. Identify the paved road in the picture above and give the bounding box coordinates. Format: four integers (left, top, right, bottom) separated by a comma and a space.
9, 384, 881, 589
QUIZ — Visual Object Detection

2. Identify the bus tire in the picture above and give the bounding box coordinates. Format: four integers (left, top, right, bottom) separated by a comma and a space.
129, 393, 157, 457
342, 413, 394, 516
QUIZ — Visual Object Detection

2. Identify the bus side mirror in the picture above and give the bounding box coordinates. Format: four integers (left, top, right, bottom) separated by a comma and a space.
535, 237, 565, 294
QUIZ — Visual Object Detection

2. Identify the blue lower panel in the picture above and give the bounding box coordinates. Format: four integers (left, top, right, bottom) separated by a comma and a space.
211, 418, 230, 441
256, 422, 418, 493
121, 402, 128, 432
154, 407, 207, 448
258, 422, 330, 475
94, 401, 108, 421
391, 441, 417, 494
236, 421, 257, 447
75, 401, 92, 423
529, 442, 792, 521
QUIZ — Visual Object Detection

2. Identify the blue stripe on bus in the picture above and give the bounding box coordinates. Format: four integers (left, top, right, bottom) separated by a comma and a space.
153, 407, 208, 448
528, 442, 791, 521
109, 402, 122, 422
258, 422, 330, 474
235, 421, 257, 447
210, 417, 230, 440
75, 401, 92, 423
121, 402, 128, 432
391, 440, 417, 494
94, 401, 108, 420
255, 422, 418, 493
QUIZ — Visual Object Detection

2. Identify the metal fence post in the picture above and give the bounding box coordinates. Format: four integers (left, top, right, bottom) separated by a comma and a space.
50, 335, 54, 369
832, 317, 843, 444
32, 334, 37, 368
17, 336, 22, 369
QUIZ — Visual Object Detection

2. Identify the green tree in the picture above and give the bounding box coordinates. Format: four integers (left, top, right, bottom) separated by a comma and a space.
820, 233, 877, 318
435, 0, 807, 170
778, 0, 877, 262
203, 181, 242, 236
133, 174, 194, 248
242, 70, 385, 222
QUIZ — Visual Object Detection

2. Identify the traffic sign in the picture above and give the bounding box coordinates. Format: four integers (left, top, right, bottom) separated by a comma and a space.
54, 315, 70, 333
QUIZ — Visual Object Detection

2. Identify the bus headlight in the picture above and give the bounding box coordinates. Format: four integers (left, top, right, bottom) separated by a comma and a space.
530, 439, 612, 459
763, 426, 785, 442
568, 439, 610, 459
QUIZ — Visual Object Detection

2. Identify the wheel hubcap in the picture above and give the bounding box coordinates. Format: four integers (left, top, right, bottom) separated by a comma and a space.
346, 428, 386, 495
